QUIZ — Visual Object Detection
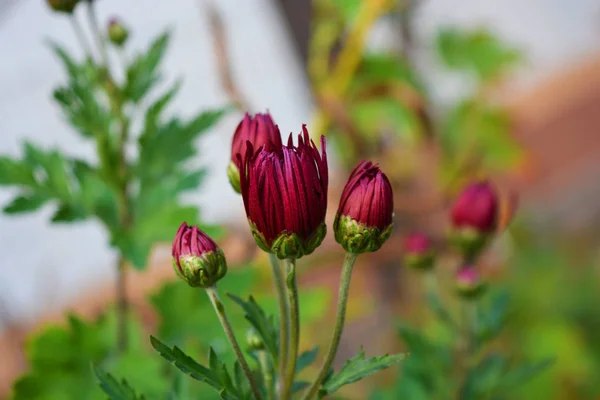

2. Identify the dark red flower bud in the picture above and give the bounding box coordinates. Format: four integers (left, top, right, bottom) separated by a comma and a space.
107, 17, 129, 47
403, 232, 435, 270
334, 161, 394, 254
47, 0, 79, 13
449, 180, 499, 259
451, 181, 498, 233
172, 222, 227, 288
239, 126, 328, 259
455, 265, 485, 299
228, 112, 283, 193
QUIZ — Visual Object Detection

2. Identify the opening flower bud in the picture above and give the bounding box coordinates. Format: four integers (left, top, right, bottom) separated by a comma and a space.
403, 232, 435, 270
47, 0, 79, 13
334, 161, 394, 254
171, 222, 227, 288
245, 328, 265, 352
455, 266, 485, 299
450, 180, 498, 259
240, 126, 328, 259
229, 112, 283, 194
107, 17, 129, 47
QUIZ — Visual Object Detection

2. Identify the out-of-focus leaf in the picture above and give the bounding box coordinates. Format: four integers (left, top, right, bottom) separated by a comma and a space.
125, 32, 170, 102
93, 366, 145, 400
3, 194, 47, 214
296, 347, 319, 374
320, 348, 405, 396
351, 99, 421, 142
332, 0, 362, 22
498, 358, 554, 392
436, 28, 521, 81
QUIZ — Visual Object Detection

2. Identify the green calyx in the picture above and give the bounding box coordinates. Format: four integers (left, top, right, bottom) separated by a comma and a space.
249, 220, 327, 260
246, 328, 265, 351
405, 251, 436, 270
455, 279, 486, 300
108, 23, 129, 47
47, 0, 79, 13
227, 161, 241, 194
334, 214, 393, 254
448, 227, 490, 261
172, 249, 227, 288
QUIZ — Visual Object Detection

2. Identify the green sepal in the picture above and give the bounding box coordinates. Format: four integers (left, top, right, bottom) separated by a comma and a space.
227, 161, 241, 194
448, 226, 490, 261
173, 249, 227, 288
455, 279, 487, 300
249, 221, 327, 259
334, 215, 393, 254
405, 251, 436, 270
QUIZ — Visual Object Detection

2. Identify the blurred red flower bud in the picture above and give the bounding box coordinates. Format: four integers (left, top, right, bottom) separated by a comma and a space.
172, 222, 227, 288
403, 232, 435, 270
451, 180, 498, 233
455, 265, 485, 299
239, 126, 328, 259
334, 161, 394, 254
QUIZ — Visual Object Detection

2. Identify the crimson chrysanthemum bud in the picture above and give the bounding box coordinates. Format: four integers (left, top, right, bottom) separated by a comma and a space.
455, 266, 485, 299
334, 161, 394, 254
239, 125, 328, 259
450, 180, 499, 259
403, 232, 435, 270
228, 112, 283, 194
171, 222, 227, 288
107, 17, 129, 47
47, 0, 79, 13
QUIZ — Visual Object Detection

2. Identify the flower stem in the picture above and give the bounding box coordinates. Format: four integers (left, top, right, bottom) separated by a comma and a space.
86, 0, 110, 69
259, 350, 275, 400
268, 253, 289, 391
302, 253, 358, 400
281, 258, 300, 400
69, 15, 95, 62
206, 286, 262, 400
115, 256, 128, 352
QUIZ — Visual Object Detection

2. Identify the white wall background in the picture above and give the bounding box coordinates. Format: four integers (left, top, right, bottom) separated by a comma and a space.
0, 0, 599, 328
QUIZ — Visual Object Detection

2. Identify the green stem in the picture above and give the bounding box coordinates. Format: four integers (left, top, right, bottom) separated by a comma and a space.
86, 0, 110, 69
259, 351, 275, 400
301, 253, 358, 400
116, 255, 128, 352
69, 15, 95, 62
281, 258, 300, 400
206, 287, 262, 400
268, 253, 289, 391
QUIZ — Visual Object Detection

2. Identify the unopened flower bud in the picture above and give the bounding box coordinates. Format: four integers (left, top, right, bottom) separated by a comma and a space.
107, 18, 129, 47
334, 161, 394, 254
171, 222, 227, 288
455, 266, 485, 299
240, 126, 328, 259
450, 180, 498, 259
229, 112, 282, 193
47, 0, 79, 13
403, 232, 435, 270
246, 328, 265, 352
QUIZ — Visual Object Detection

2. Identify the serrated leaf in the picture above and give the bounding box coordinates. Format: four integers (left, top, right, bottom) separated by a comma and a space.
149, 336, 242, 400
3, 194, 47, 214
320, 348, 405, 396
296, 346, 319, 374
52, 203, 86, 222
125, 32, 170, 102
93, 365, 145, 400
0, 156, 35, 185
227, 294, 279, 363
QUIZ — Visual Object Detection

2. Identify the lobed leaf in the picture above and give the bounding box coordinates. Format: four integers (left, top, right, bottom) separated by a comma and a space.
93, 366, 145, 400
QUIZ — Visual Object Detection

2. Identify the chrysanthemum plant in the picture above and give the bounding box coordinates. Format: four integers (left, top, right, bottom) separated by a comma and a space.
0, 0, 226, 351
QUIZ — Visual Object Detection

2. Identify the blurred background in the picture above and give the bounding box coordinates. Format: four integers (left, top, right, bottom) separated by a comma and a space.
1, 0, 600, 398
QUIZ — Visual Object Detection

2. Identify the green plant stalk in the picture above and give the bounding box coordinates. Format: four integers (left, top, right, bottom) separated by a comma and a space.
206, 286, 262, 400
259, 350, 275, 400
86, 0, 110, 69
302, 253, 358, 400
281, 258, 300, 400
69, 15, 95, 62
268, 253, 289, 390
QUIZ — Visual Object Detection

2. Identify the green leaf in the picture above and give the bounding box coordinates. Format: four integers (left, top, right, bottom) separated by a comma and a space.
497, 358, 554, 392
3, 194, 47, 214
296, 347, 319, 374
227, 294, 279, 363
436, 28, 521, 81
292, 381, 310, 394
149, 336, 242, 400
320, 348, 405, 396
125, 32, 170, 102
0, 156, 36, 185
93, 366, 145, 400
